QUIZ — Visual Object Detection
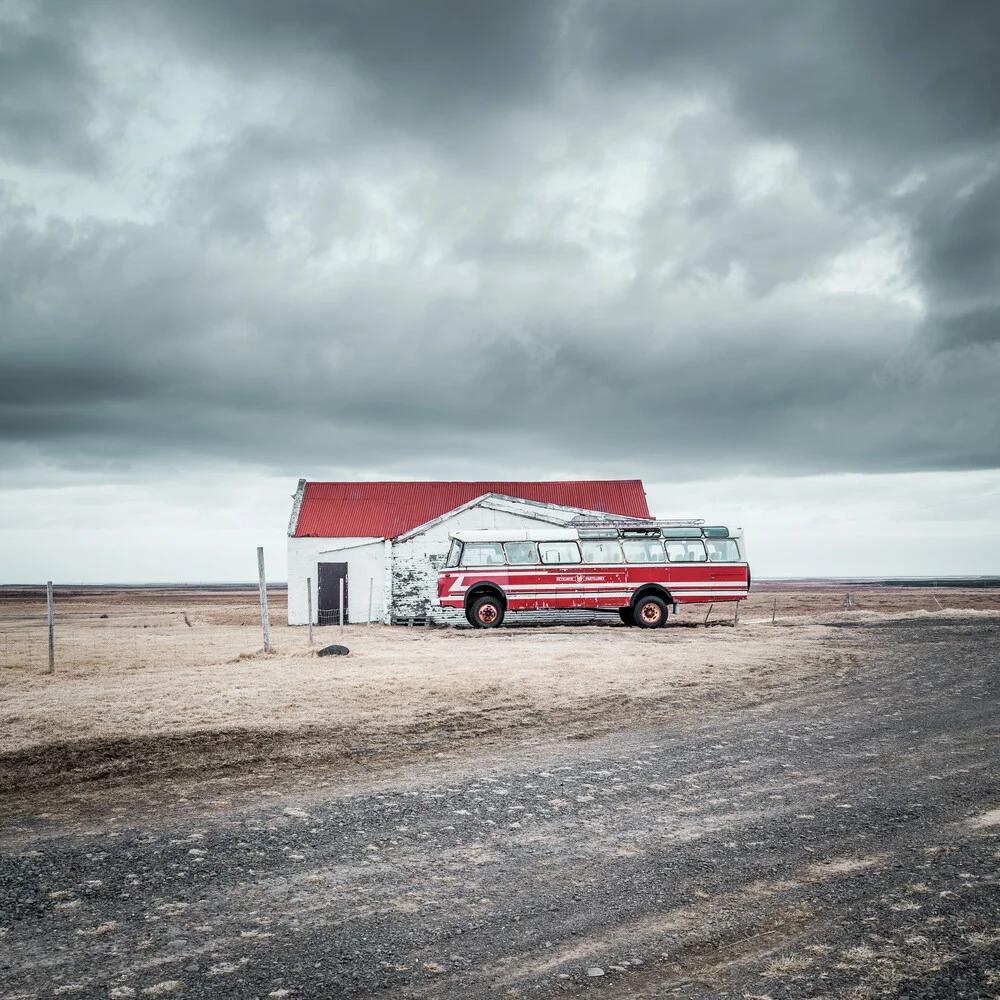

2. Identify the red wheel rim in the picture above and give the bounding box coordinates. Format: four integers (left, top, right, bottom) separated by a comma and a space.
478, 604, 498, 624
641, 603, 661, 623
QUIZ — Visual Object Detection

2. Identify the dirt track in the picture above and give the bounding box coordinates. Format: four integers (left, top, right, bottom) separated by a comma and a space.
3, 582, 998, 800
0, 586, 891, 798
2, 613, 999, 999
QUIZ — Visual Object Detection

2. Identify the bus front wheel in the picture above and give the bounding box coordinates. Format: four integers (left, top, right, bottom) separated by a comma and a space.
634, 595, 668, 629
469, 595, 505, 629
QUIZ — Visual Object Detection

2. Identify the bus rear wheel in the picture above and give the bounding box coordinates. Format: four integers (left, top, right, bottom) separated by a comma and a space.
634, 595, 668, 629
469, 595, 504, 629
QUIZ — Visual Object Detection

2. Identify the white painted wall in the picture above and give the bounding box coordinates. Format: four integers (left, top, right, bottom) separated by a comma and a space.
286, 536, 385, 625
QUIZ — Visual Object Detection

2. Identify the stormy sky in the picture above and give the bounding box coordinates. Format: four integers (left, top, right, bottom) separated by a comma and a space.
2, 0, 999, 581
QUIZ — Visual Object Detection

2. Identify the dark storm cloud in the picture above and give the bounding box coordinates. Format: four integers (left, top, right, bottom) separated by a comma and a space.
590, 1, 1000, 156
906, 163, 1000, 352
168, 0, 559, 122
0, 14, 102, 170
1, 0, 998, 480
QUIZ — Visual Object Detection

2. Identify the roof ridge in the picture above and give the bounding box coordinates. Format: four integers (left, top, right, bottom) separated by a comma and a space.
291, 480, 651, 538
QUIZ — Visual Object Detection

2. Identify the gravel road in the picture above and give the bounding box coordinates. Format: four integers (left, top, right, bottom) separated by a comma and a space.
2, 615, 999, 999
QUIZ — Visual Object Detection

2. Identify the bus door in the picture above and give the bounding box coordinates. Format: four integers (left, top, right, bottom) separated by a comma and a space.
662, 538, 711, 603
578, 537, 628, 608
704, 536, 748, 600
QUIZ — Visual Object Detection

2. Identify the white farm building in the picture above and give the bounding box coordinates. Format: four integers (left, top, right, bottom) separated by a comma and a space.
286, 480, 652, 626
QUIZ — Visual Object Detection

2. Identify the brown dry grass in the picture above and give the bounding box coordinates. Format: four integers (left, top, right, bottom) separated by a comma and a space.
1, 585, 998, 796
0, 611, 835, 756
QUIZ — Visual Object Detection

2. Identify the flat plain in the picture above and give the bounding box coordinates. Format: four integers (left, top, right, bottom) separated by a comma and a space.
2, 582, 998, 799
2, 584, 999, 999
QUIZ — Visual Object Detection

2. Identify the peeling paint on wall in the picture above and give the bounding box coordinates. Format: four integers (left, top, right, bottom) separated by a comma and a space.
391, 538, 439, 619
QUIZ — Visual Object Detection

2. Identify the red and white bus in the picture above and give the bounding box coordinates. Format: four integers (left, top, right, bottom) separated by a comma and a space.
438, 521, 749, 628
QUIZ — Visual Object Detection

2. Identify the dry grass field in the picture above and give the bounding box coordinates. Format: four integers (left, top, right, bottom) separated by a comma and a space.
2, 582, 999, 799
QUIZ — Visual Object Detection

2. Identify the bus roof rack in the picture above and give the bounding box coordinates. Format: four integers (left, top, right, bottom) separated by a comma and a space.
569, 517, 705, 528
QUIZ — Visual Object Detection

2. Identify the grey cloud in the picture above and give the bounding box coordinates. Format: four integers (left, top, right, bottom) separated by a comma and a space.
589, 0, 1000, 161
912, 165, 1000, 303
588, 0, 1000, 363
220, 0, 553, 113
0, 15, 102, 170
101, 0, 561, 151
3, 192, 996, 478
1, 0, 999, 483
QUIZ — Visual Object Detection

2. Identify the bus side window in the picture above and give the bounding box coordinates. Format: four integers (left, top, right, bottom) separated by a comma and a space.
504, 541, 540, 564
622, 539, 665, 563
706, 539, 740, 561
539, 541, 581, 564
460, 542, 506, 566
446, 539, 462, 567
666, 540, 708, 562
580, 540, 625, 564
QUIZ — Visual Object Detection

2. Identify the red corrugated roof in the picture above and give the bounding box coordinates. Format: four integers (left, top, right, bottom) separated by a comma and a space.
292, 481, 650, 538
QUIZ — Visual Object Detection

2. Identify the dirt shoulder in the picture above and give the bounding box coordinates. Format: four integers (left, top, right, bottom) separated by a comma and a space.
2, 583, 998, 804
1, 615, 874, 801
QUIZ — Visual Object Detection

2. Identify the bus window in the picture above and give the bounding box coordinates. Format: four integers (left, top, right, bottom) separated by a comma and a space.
446, 539, 463, 567
706, 539, 740, 561
504, 541, 539, 565
622, 538, 665, 563
539, 541, 581, 565
460, 542, 506, 566
665, 540, 708, 562
580, 539, 625, 564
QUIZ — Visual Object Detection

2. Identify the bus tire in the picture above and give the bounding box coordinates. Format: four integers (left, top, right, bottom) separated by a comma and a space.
634, 595, 668, 629
618, 607, 635, 626
469, 595, 504, 629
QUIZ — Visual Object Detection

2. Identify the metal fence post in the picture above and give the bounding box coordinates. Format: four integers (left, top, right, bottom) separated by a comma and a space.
257, 547, 271, 653
46, 581, 54, 674
339, 578, 344, 637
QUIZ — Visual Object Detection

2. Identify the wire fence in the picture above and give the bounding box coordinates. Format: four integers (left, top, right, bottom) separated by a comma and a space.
0, 586, 296, 675
0, 616, 276, 673
3, 583, 999, 674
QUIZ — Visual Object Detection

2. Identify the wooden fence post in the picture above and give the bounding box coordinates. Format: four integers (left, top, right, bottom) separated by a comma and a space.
368, 577, 374, 625
306, 576, 314, 646
704, 603, 713, 624
772, 596, 777, 624
257, 547, 271, 653
46, 581, 54, 674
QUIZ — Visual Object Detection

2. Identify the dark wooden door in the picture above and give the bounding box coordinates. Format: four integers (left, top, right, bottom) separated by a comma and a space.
317, 562, 348, 625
